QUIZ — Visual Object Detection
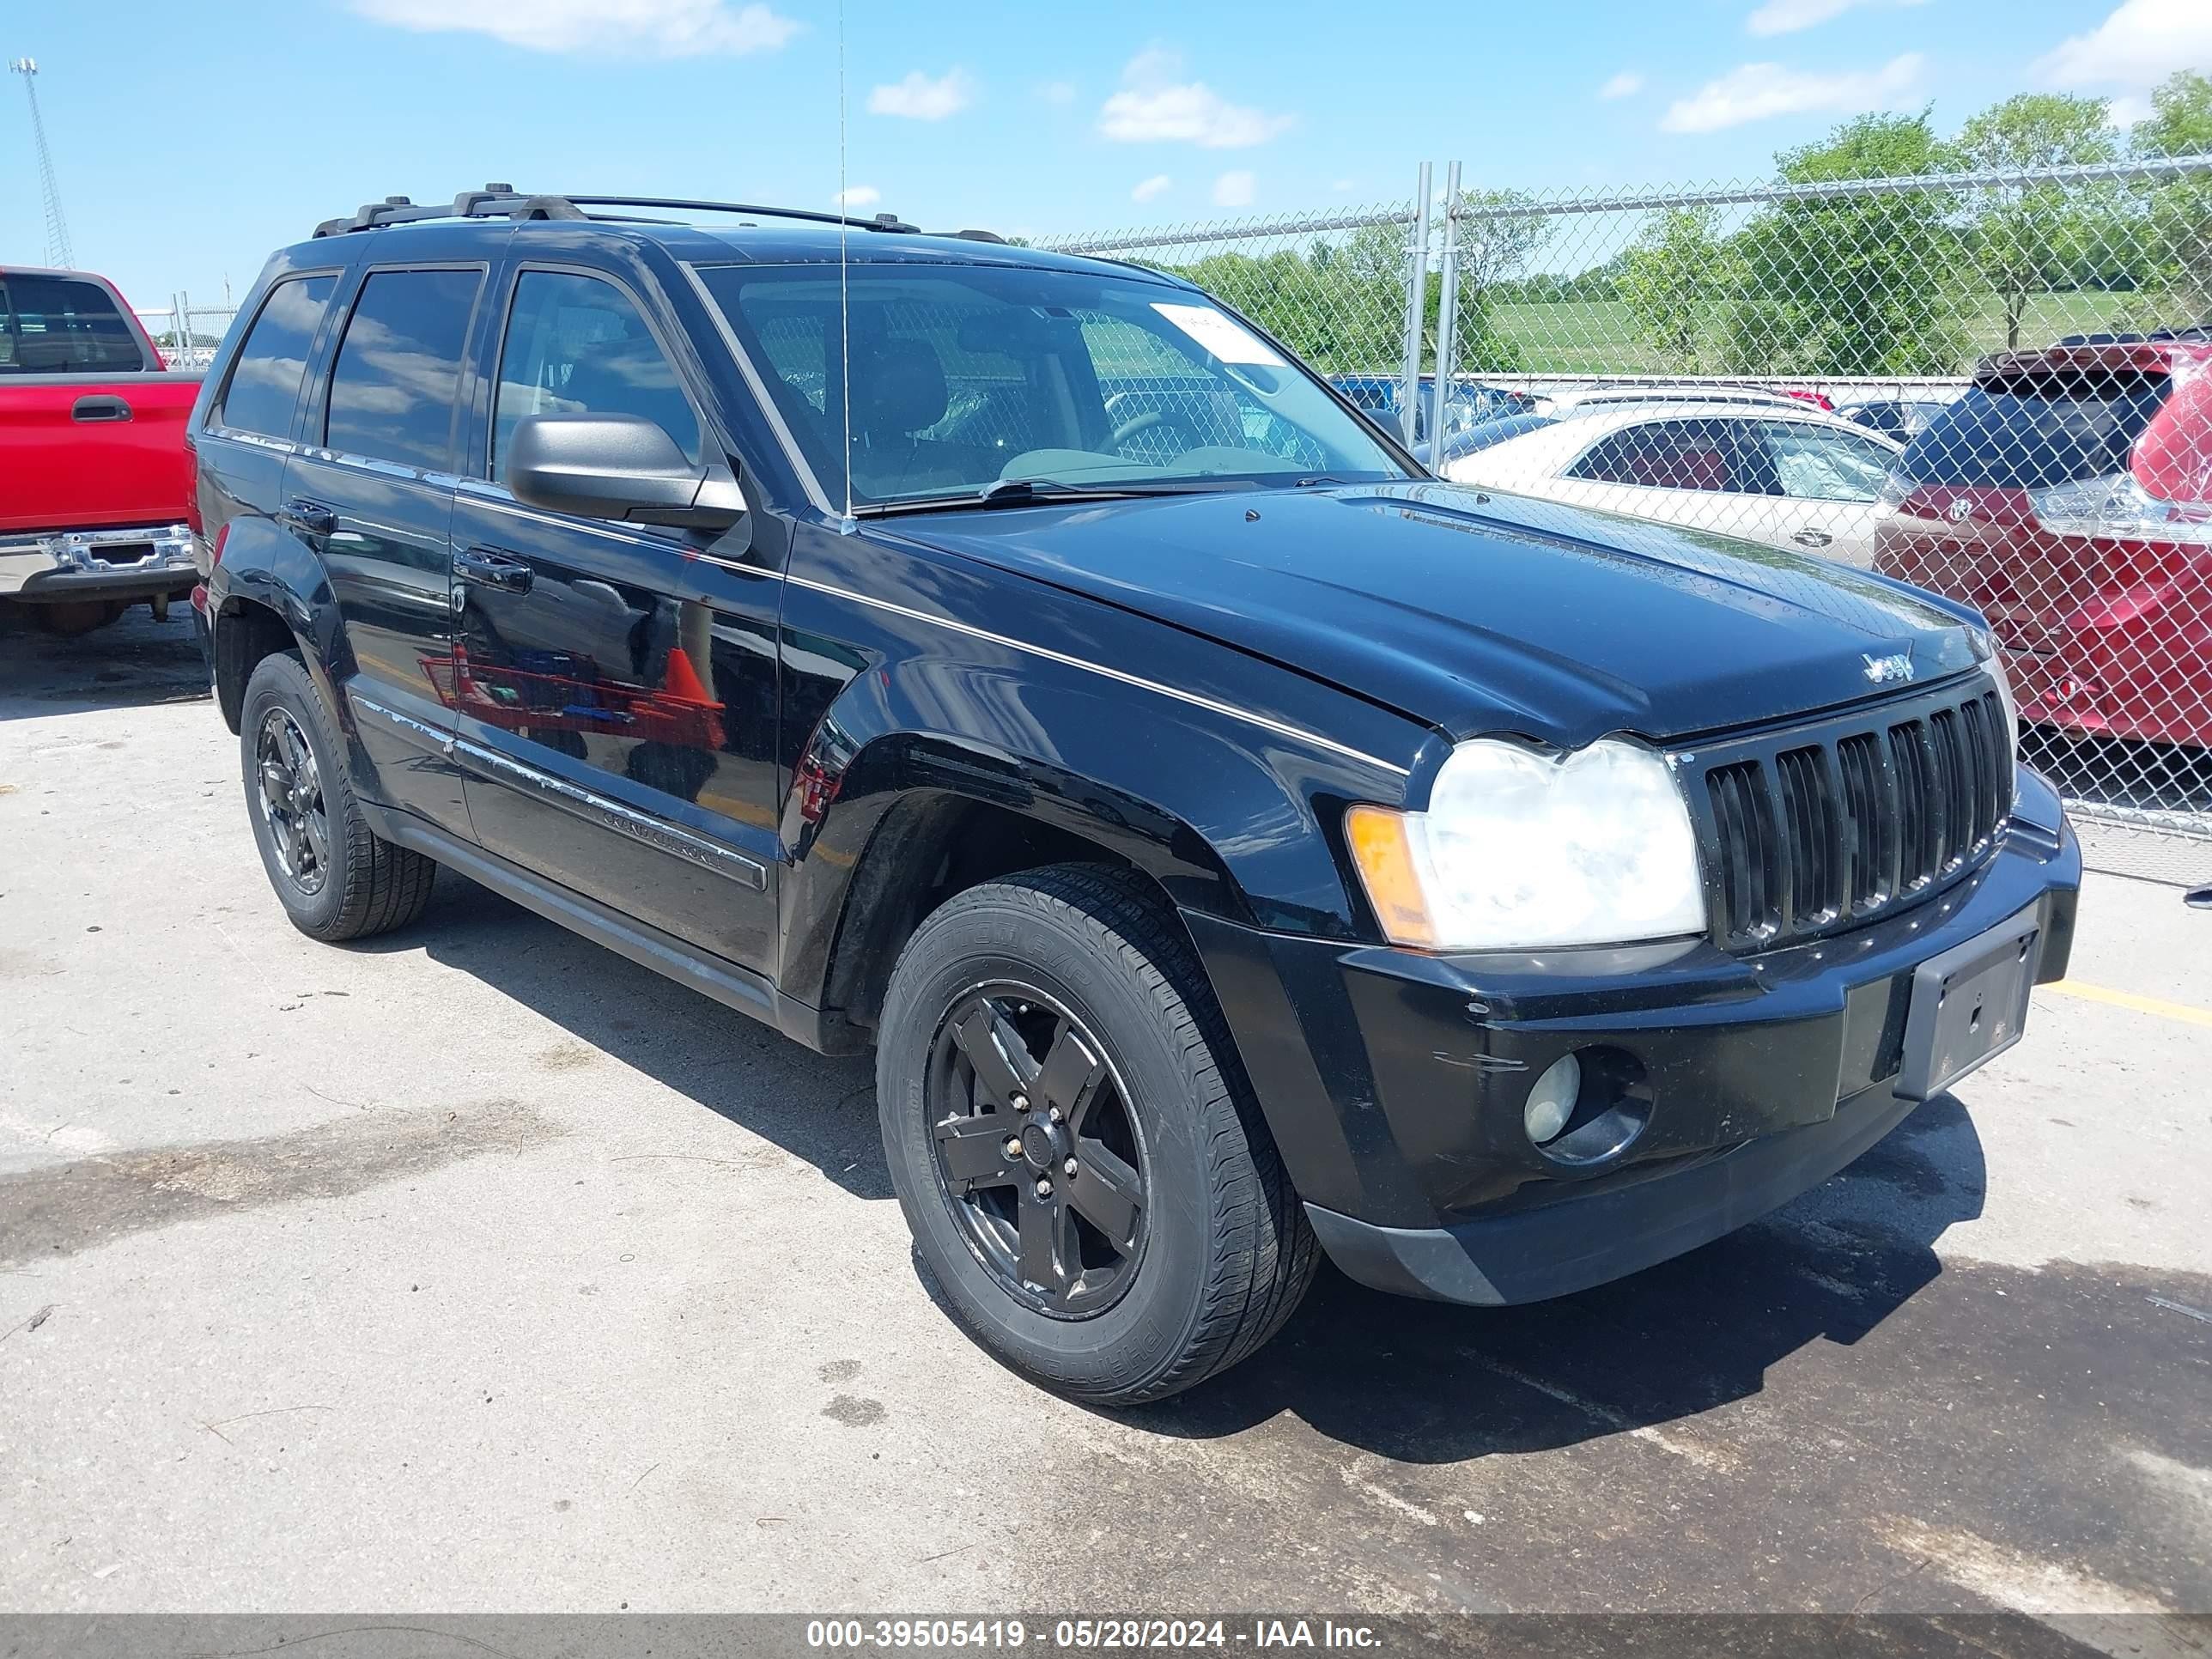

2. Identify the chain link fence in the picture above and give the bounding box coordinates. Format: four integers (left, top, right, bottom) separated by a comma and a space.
135, 299, 238, 371
1044, 157, 2212, 886
138, 159, 2212, 883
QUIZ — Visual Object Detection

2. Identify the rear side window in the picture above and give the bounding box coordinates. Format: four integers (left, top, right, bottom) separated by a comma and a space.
492, 270, 701, 475
1899, 372, 2171, 489
216, 275, 337, 440
0, 274, 147, 374
324, 268, 483, 470
1568, 419, 1750, 493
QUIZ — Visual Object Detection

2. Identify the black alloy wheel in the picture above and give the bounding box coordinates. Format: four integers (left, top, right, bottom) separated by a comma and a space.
255, 705, 332, 896
237, 650, 438, 942
877, 865, 1319, 1402
927, 986, 1150, 1317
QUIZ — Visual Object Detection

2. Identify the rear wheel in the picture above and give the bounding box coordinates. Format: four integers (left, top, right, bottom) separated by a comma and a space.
27, 599, 127, 636
878, 865, 1316, 1404
239, 651, 436, 942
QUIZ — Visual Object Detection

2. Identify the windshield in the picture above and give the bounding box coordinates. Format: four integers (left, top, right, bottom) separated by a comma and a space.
1898, 371, 2170, 490
690, 260, 1412, 510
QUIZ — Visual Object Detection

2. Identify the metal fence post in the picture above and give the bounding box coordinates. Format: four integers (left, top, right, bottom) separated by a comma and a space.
1398, 162, 1433, 446
1427, 161, 1462, 462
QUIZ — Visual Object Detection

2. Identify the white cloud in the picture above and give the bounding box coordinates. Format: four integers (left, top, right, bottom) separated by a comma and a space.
1330, 178, 1358, 192
834, 185, 881, 209
1132, 174, 1174, 203
349, 0, 799, 56
2106, 92, 2155, 128
1660, 52, 1923, 132
2033, 0, 2212, 91
1746, 0, 1926, 37
1097, 48, 1294, 149
868, 68, 975, 120
1036, 80, 1077, 106
1212, 170, 1256, 208
1598, 70, 1644, 100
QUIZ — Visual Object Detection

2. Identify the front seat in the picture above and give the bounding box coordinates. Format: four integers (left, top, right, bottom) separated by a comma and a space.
556, 329, 699, 459
848, 337, 961, 499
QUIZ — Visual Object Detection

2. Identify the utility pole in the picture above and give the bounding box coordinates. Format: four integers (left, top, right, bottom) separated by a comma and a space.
10, 58, 75, 269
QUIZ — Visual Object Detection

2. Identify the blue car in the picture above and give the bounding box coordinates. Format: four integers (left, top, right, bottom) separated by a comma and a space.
1329, 373, 1534, 443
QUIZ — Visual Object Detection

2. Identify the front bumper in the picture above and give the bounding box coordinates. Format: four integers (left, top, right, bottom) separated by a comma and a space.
1186, 770, 2081, 1306
0, 524, 197, 605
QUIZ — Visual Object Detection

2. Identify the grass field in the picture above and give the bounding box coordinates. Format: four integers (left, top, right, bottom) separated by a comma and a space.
1482, 289, 2148, 377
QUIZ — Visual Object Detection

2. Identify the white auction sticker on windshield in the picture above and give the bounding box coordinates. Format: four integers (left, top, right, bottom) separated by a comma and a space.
1152, 302, 1285, 367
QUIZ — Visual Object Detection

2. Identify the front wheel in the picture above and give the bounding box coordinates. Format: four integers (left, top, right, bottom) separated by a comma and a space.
878, 866, 1316, 1404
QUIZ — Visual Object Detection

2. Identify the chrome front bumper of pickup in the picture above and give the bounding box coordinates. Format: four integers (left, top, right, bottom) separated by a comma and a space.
0, 524, 196, 600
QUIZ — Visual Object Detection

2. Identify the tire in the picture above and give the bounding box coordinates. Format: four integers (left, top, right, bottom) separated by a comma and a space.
239, 651, 436, 943
30, 599, 127, 636
878, 864, 1317, 1404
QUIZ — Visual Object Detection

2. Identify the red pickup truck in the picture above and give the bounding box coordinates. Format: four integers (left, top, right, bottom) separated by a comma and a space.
1, 266, 202, 634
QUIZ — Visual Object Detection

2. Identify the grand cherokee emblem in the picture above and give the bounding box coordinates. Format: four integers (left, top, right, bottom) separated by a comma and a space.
1863, 650, 1917, 685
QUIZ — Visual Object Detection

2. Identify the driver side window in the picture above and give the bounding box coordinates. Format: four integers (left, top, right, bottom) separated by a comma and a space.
1759, 421, 1895, 502
492, 271, 702, 481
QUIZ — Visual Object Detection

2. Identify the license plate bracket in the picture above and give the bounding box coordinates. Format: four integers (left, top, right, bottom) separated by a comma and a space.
1895, 906, 2041, 1102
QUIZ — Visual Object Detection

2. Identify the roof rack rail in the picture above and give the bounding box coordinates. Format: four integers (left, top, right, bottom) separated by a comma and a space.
312, 185, 929, 239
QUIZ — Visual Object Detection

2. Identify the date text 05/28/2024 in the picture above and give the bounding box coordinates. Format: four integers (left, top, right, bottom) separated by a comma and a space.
805, 1620, 1383, 1650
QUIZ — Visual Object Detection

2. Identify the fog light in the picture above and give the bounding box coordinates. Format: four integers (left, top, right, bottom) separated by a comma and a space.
1524, 1052, 1582, 1146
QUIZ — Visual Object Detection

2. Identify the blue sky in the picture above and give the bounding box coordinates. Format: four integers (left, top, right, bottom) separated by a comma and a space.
3, 0, 2206, 313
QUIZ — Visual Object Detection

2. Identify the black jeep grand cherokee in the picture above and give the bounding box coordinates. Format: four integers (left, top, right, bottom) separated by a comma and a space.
188, 188, 2080, 1403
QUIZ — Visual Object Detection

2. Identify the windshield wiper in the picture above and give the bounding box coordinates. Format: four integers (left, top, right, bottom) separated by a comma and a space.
860, 478, 1235, 517
974, 477, 1168, 507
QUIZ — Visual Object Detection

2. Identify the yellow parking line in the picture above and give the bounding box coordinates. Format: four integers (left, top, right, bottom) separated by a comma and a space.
2040, 980, 2212, 1030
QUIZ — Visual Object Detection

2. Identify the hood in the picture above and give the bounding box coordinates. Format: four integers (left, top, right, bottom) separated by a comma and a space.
883, 482, 1986, 750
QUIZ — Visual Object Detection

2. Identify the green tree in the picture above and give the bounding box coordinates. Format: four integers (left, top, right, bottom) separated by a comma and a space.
1720, 111, 1971, 376
1948, 93, 2121, 348
1618, 206, 1735, 368
2132, 68, 2212, 155
1169, 246, 1403, 373
1443, 189, 1548, 373
2129, 70, 2212, 327
1333, 191, 1547, 374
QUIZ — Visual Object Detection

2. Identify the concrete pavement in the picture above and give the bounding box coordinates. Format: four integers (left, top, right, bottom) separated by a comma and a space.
2, 608, 2206, 1620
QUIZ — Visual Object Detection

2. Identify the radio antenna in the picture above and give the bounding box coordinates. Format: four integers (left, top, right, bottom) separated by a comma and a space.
836, 0, 855, 531
11, 58, 75, 268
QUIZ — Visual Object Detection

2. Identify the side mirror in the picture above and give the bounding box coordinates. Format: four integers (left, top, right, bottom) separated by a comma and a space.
505, 413, 750, 535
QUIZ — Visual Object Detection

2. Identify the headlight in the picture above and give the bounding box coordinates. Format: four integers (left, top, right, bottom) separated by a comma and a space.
1346, 738, 1706, 951
1971, 626, 2023, 781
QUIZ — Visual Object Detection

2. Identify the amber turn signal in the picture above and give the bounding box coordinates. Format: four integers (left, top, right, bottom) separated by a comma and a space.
1344, 804, 1437, 950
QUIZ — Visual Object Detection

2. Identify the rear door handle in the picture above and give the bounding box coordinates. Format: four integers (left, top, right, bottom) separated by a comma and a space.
278, 497, 337, 537
71, 394, 132, 423
456, 546, 534, 594
1791, 527, 1834, 549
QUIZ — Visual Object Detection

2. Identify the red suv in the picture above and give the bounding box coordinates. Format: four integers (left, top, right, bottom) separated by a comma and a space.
1873, 334, 2212, 761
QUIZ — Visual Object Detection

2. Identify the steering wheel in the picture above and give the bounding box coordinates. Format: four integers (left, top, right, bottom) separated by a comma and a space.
1103, 392, 1195, 453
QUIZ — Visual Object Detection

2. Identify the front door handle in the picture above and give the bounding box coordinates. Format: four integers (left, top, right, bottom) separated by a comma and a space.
278, 497, 337, 537
71, 393, 132, 423
456, 546, 534, 594
1791, 527, 1834, 548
